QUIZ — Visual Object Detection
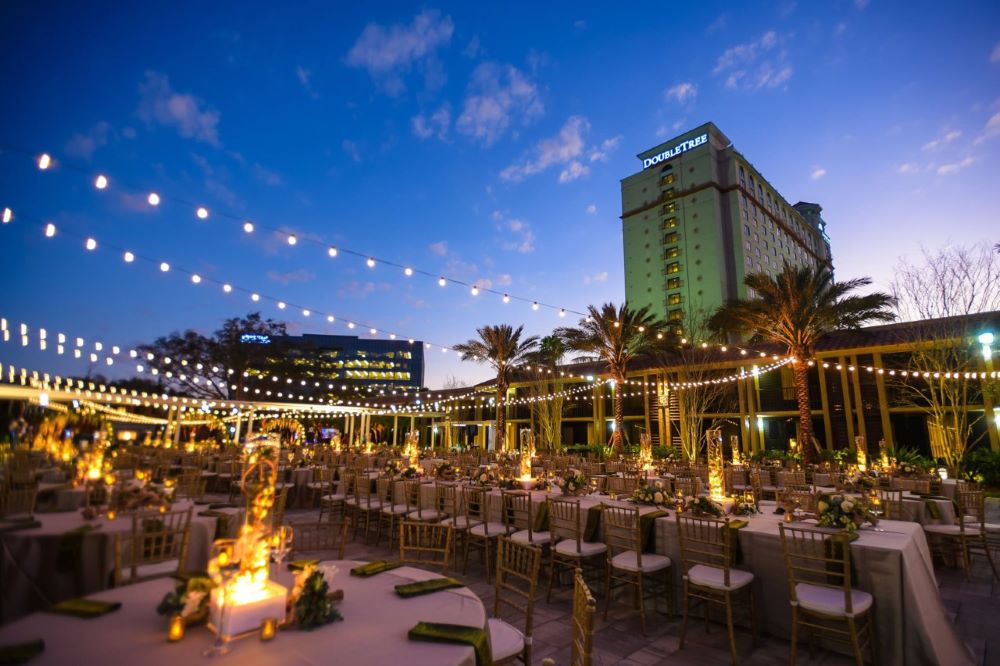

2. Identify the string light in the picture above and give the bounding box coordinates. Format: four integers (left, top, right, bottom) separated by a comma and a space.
438, 277, 446, 287
196, 207, 209, 219
37, 153, 51, 170
243, 221, 254, 233
147, 192, 160, 206
470, 285, 479, 296
159, 262, 170, 272
123, 251, 134, 263
95, 175, 108, 190
287, 234, 297, 246
503, 294, 510, 304
366, 257, 376, 268
191, 274, 202, 284
44, 223, 55, 237
328, 246, 338, 257
404, 267, 413, 276
84, 238, 97, 251
1, 208, 11, 224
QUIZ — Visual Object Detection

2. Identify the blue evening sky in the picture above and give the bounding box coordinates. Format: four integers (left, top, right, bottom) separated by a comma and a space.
1, 1, 998, 388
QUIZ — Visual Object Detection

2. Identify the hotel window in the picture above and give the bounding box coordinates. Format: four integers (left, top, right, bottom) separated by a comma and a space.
666, 262, 680, 274
664, 188, 675, 200
739, 166, 746, 186
660, 173, 674, 186
664, 231, 680, 244
668, 309, 684, 322
664, 246, 681, 259
663, 217, 678, 229
744, 224, 750, 235
666, 277, 681, 289
662, 202, 676, 215
667, 293, 682, 305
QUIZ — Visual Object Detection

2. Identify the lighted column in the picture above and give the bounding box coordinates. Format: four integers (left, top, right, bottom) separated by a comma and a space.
706, 428, 726, 500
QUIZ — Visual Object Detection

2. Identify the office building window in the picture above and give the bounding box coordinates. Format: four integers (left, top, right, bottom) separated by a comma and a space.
666, 262, 680, 274
744, 224, 750, 235
664, 231, 680, 244
666, 277, 681, 289
665, 246, 681, 259
662, 202, 676, 215
664, 188, 675, 200
668, 309, 684, 322
663, 217, 678, 229
667, 293, 682, 305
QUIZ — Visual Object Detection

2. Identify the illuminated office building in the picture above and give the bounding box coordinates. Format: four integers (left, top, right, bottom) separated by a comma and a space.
621, 122, 833, 332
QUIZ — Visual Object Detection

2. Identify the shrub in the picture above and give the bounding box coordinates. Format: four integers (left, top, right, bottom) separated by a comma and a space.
964, 448, 1000, 489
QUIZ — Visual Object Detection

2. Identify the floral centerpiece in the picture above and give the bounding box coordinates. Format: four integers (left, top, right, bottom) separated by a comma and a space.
555, 471, 590, 497
897, 462, 923, 477
433, 462, 455, 480
688, 496, 724, 518
631, 480, 668, 505
288, 562, 343, 629
473, 468, 500, 487
400, 465, 423, 479
816, 493, 877, 534
731, 495, 760, 516
116, 477, 173, 512
497, 477, 522, 490
157, 575, 215, 624
383, 460, 401, 477
840, 470, 877, 492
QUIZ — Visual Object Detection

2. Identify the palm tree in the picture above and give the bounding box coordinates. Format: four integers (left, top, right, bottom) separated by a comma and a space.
557, 302, 670, 456
708, 264, 894, 465
452, 324, 539, 452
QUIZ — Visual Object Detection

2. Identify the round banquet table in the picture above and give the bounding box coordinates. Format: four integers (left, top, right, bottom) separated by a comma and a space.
0, 500, 243, 623
0, 560, 486, 666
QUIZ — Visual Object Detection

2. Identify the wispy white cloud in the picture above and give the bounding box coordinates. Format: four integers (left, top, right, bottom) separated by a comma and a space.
345, 9, 453, 96
496, 273, 512, 286
266, 268, 316, 286
500, 115, 589, 182
455, 62, 543, 146
66, 121, 113, 160
558, 161, 589, 183
586, 203, 597, 214
810, 166, 827, 180
707, 14, 728, 33
429, 241, 448, 256
854, 0, 869, 9
974, 111, 1000, 144
583, 271, 608, 285
589, 136, 622, 162
490, 212, 535, 253
137, 71, 220, 146
191, 153, 240, 208
713, 31, 793, 91
896, 162, 921, 174
936, 156, 974, 175
664, 82, 697, 103
342, 139, 361, 162
992, 43, 1000, 63
295, 65, 318, 98
253, 163, 283, 187
921, 129, 961, 151
412, 103, 451, 141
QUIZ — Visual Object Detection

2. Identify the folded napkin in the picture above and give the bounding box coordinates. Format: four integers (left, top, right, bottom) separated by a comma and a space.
208, 502, 237, 509
288, 559, 320, 571
408, 622, 492, 666
48, 598, 121, 619
640, 510, 669, 552
583, 505, 603, 541
350, 560, 403, 577
0, 638, 44, 665
532, 502, 550, 533
727, 519, 748, 564
395, 577, 464, 598
728, 519, 749, 530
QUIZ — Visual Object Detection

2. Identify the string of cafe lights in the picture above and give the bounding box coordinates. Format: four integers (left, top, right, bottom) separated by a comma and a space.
3, 147, 587, 318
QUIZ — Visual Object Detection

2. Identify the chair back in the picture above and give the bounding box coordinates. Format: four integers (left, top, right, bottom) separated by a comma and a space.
571, 568, 596, 666
291, 520, 348, 559
434, 482, 458, 518
778, 524, 858, 614
959, 491, 985, 531
549, 498, 584, 553
376, 477, 396, 507
674, 477, 698, 497
781, 471, 806, 487
501, 490, 531, 534
749, 471, 763, 504
780, 489, 819, 513
399, 520, 454, 573
462, 486, 493, 532
403, 479, 426, 518
271, 485, 289, 528
355, 473, 376, 508
115, 507, 192, 586
602, 504, 643, 569
494, 537, 542, 657
875, 489, 903, 520
0, 481, 38, 519
676, 514, 734, 586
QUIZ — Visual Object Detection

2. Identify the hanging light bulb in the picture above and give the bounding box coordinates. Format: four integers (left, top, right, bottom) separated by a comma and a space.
159, 262, 170, 272
44, 223, 56, 237
277, 301, 286, 309
328, 246, 338, 257
404, 267, 413, 276
243, 221, 254, 233
85, 238, 97, 251
251, 293, 260, 302
222, 283, 232, 293
147, 192, 160, 206
559, 309, 566, 317
438, 277, 446, 287
366, 257, 376, 268
196, 207, 209, 219
287, 234, 297, 246
302, 309, 310, 316
347, 322, 355, 329
471, 285, 479, 296
94, 175, 108, 190
326, 315, 335, 323
191, 274, 202, 284
38, 153, 52, 170
532, 302, 540, 311
502, 294, 510, 304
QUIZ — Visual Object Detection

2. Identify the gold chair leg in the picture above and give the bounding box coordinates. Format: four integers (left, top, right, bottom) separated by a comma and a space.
789, 606, 798, 666
679, 580, 690, 648
724, 591, 738, 666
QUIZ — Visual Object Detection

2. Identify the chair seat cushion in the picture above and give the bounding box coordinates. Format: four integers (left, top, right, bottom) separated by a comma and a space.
439, 517, 481, 530
554, 539, 607, 557
382, 503, 410, 515
469, 522, 506, 537
408, 509, 444, 521
611, 551, 671, 573
487, 618, 525, 662
924, 524, 981, 536
132, 559, 179, 580
686, 564, 754, 591
984, 523, 1000, 534
321, 494, 346, 503
795, 582, 872, 617
510, 529, 552, 545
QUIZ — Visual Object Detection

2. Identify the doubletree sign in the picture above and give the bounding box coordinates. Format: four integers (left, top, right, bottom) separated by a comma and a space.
643, 133, 708, 169
241, 333, 272, 344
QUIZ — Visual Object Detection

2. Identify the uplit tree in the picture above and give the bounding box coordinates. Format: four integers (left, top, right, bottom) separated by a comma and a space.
557, 303, 670, 456
709, 264, 894, 465
452, 325, 539, 452
526, 334, 568, 451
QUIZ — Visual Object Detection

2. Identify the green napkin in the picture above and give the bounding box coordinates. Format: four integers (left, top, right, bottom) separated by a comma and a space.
532, 502, 550, 532
48, 598, 121, 619
408, 621, 492, 666
208, 502, 237, 509
924, 499, 942, 520
640, 510, 669, 552
56, 524, 101, 571
197, 510, 232, 539
728, 519, 748, 565
0, 638, 44, 664
395, 577, 464, 598
350, 560, 403, 577
583, 505, 603, 541
288, 559, 320, 571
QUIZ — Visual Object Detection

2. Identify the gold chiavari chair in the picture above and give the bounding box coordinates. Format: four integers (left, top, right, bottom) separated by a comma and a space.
894, 477, 931, 494
778, 489, 819, 515
502, 490, 552, 547
404, 478, 443, 522
399, 520, 454, 574
925, 491, 1000, 581
571, 568, 596, 666
602, 503, 673, 634
547, 497, 607, 602
0, 481, 38, 519
435, 483, 468, 565
489, 536, 542, 665
290, 520, 348, 560
350, 473, 381, 543
463, 486, 505, 582
305, 466, 334, 507
874, 489, 903, 520
676, 514, 756, 665
319, 469, 350, 522
778, 524, 876, 665
674, 477, 698, 497
271, 485, 289, 529
781, 471, 806, 488
175, 469, 205, 502
377, 477, 409, 548
606, 475, 640, 495
113, 507, 193, 587
749, 471, 763, 505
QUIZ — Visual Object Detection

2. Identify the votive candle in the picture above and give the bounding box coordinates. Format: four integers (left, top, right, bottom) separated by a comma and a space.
168, 614, 184, 642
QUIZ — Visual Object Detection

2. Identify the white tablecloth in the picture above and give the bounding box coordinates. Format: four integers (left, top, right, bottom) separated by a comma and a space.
0, 561, 486, 666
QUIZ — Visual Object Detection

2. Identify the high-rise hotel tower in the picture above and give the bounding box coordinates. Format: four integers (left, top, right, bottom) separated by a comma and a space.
621, 122, 833, 332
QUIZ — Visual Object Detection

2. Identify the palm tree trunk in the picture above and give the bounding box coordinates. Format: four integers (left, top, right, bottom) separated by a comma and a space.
612, 375, 625, 458
792, 361, 817, 465
495, 383, 506, 452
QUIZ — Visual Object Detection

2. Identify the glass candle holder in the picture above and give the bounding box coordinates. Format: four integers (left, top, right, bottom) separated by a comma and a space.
168, 614, 185, 642
260, 617, 277, 641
